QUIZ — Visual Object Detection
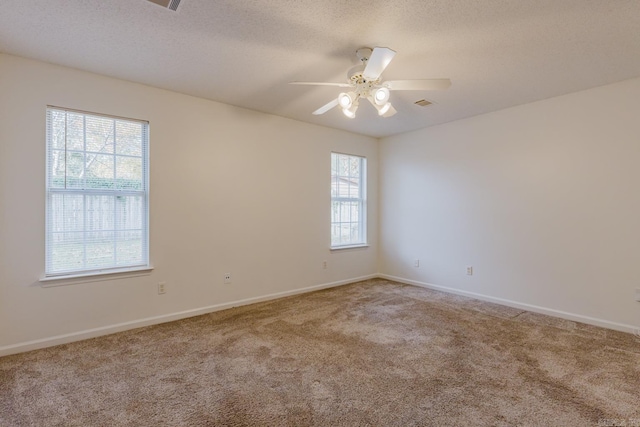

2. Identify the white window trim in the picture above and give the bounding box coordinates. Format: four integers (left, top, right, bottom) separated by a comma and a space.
330, 244, 369, 251
330, 152, 367, 249
44, 106, 150, 280
39, 265, 154, 287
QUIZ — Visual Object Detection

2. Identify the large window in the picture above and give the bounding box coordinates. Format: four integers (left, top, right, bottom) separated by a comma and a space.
45, 107, 149, 277
331, 152, 366, 248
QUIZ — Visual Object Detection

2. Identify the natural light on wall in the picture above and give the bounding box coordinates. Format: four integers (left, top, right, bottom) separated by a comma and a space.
331, 152, 366, 248
45, 107, 149, 277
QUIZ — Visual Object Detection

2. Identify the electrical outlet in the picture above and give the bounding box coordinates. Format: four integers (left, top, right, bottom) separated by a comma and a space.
322, 260, 327, 269
224, 273, 231, 284
158, 282, 166, 294
466, 266, 473, 276
635, 288, 640, 302
414, 259, 420, 268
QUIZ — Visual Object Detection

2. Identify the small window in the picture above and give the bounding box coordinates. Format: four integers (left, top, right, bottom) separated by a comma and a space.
45, 107, 149, 277
331, 152, 366, 248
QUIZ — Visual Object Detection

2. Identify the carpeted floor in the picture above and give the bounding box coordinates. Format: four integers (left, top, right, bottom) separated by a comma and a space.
1, 279, 639, 426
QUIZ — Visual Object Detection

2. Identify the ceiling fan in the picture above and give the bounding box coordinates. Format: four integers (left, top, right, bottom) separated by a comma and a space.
290, 47, 451, 119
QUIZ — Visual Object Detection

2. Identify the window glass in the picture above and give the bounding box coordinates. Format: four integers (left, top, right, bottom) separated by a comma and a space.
331, 152, 366, 248
45, 107, 149, 276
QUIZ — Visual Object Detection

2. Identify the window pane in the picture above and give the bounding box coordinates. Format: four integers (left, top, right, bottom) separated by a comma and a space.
49, 149, 66, 189
85, 231, 115, 268
331, 153, 338, 197
348, 179, 359, 198
116, 121, 143, 156
336, 177, 349, 198
86, 195, 115, 231
116, 195, 144, 230
66, 113, 85, 151
50, 193, 84, 232
49, 110, 66, 150
86, 116, 115, 154
331, 201, 340, 223
116, 156, 143, 190
50, 231, 85, 273
340, 203, 351, 223
116, 230, 143, 266
340, 223, 351, 241
65, 151, 85, 189
86, 154, 115, 189
338, 155, 349, 177
350, 223, 360, 243
350, 157, 360, 177
351, 203, 360, 222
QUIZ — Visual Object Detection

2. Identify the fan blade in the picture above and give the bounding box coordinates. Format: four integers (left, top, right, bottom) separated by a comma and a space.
382, 105, 397, 118
363, 47, 396, 80
290, 81, 352, 88
384, 79, 451, 91
312, 98, 339, 115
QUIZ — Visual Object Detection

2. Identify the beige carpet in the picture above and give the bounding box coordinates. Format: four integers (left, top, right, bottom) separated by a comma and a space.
1, 279, 639, 426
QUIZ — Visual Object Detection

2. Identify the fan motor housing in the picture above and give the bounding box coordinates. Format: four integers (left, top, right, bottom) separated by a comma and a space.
347, 64, 366, 82
355, 47, 372, 62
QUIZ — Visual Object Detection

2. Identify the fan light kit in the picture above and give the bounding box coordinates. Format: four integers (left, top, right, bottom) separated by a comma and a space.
290, 47, 451, 119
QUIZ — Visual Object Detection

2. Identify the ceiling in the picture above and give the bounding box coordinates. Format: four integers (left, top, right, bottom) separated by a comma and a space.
2, 0, 640, 138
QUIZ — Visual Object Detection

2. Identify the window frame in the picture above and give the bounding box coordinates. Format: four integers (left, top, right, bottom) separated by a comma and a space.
43, 106, 150, 280
330, 152, 367, 249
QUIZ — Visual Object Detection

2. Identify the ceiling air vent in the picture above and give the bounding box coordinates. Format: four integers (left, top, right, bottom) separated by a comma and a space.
414, 99, 433, 107
147, 0, 181, 11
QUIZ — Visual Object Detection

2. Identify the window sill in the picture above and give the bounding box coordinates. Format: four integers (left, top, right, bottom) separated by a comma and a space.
40, 265, 154, 287
330, 244, 369, 251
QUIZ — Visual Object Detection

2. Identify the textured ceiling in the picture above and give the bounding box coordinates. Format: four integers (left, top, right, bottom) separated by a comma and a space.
2, 0, 640, 137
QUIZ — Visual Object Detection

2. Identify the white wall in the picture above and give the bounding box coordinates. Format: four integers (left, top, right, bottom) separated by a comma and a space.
3, 52, 638, 356
0, 54, 378, 354
380, 77, 640, 331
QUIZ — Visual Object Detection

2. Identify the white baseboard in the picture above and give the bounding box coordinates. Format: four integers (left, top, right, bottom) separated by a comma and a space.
378, 274, 638, 335
0, 274, 377, 357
